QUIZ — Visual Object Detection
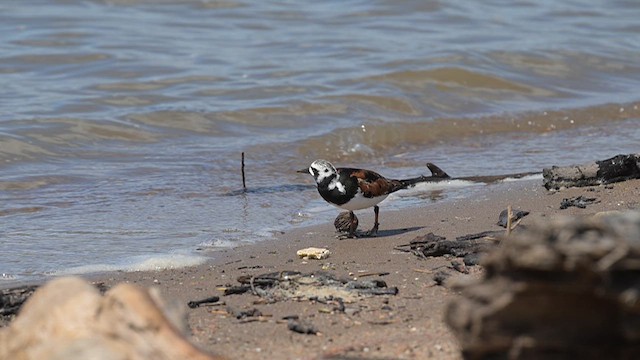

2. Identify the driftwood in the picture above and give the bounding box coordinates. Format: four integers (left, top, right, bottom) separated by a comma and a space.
0, 284, 38, 323
0, 277, 222, 360
446, 211, 640, 359
560, 195, 600, 209
396, 232, 500, 261
543, 153, 640, 190
1, 282, 108, 326
187, 296, 220, 309
224, 271, 398, 302
398, 208, 530, 268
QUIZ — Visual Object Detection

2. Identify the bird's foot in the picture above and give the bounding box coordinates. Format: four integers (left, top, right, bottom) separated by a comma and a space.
336, 230, 359, 239
363, 224, 379, 237
336, 221, 379, 239
363, 230, 378, 237
336, 225, 379, 239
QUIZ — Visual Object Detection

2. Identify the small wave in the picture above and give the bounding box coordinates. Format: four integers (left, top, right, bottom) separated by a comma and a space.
128, 111, 221, 134
92, 75, 222, 92
294, 101, 640, 163
196, 238, 240, 249
381, 67, 523, 90
223, 183, 314, 196
1, 53, 110, 66
54, 253, 208, 277
0, 175, 84, 191
325, 94, 422, 116
197, 226, 284, 249
0, 273, 18, 281
0, 206, 45, 217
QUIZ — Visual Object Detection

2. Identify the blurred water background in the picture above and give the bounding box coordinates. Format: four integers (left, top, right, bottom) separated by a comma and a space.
1, 0, 640, 284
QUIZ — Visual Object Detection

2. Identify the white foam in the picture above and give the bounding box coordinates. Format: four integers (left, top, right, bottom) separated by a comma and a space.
500, 173, 543, 182
1, 273, 18, 281
197, 238, 240, 248
54, 253, 208, 276
198, 227, 282, 249
254, 227, 284, 237
397, 174, 542, 196
398, 179, 482, 196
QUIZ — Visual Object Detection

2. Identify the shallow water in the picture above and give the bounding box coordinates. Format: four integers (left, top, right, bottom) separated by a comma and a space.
1, 0, 640, 284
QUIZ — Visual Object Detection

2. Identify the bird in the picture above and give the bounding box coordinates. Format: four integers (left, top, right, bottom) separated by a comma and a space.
298, 159, 448, 237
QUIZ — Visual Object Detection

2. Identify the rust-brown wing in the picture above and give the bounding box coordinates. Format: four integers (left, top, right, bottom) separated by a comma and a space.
350, 169, 402, 198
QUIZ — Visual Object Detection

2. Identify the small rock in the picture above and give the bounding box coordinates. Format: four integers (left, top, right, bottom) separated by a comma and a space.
451, 260, 469, 274
497, 208, 530, 228
433, 270, 451, 286
463, 253, 481, 266
287, 318, 318, 335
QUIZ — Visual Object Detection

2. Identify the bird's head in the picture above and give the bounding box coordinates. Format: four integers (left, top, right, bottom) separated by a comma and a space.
300, 159, 337, 184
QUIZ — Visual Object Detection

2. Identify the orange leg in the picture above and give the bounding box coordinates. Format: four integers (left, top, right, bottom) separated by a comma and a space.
366, 205, 380, 236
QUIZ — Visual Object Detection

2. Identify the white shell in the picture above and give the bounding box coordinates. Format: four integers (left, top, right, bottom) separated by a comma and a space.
296, 247, 331, 260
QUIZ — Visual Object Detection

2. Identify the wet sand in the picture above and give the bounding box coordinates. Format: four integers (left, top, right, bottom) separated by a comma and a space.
37, 179, 640, 359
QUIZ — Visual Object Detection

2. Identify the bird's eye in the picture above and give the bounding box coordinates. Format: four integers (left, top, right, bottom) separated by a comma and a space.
324, 169, 329, 173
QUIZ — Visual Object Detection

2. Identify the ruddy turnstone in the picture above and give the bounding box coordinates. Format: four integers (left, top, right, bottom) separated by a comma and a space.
299, 159, 446, 237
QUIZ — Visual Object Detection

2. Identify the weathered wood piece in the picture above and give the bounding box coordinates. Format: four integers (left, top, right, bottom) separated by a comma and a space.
187, 296, 220, 309
224, 271, 398, 302
560, 195, 599, 209
0, 277, 223, 360
446, 211, 640, 359
396, 231, 501, 261
543, 153, 640, 190
1, 282, 108, 326
0, 284, 38, 321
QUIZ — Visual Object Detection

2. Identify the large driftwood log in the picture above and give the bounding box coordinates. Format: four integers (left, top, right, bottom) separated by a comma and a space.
0, 277, 223, 360
1, 282, 108, 326
543, 153, 640, 190
446, 211, 640, 359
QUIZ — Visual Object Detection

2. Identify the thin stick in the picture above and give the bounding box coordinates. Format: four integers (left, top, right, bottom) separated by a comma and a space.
241, 152, 246, 191
506, 205, 513, 237
356, 272, 390, 278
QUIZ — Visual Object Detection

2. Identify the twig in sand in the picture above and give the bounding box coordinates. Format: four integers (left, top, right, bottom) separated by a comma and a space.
504, 205, 524, 238
187, 296, 220, 308
506, 205, 513, 237
413, 268, 433, 274
241, 152, 246, 191
356, 272, 390, 278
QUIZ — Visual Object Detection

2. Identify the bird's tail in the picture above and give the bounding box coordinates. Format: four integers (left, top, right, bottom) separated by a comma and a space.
392, 163, 451, 192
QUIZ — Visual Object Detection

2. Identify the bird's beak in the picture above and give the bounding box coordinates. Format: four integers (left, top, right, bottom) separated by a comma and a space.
296, 168, 309, 174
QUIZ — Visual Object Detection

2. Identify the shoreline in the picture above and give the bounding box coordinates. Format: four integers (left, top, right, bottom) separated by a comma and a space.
4, 178, 640, 359
0, 173, 536, 291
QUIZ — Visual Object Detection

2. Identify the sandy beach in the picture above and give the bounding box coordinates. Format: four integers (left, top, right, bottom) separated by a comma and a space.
72, 177, 637, 360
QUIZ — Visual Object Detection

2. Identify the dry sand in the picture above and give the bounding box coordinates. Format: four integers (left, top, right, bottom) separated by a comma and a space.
18, 178, 640, 359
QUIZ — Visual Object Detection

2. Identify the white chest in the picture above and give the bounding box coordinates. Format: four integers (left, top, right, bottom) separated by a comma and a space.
335, 191, 388, 211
